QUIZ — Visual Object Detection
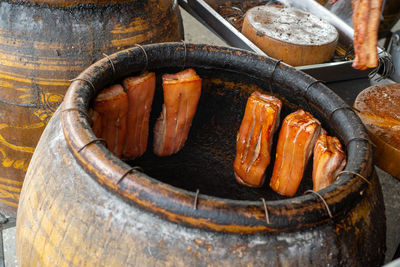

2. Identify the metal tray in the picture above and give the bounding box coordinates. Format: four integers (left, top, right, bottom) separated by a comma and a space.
183, 0, 386, 82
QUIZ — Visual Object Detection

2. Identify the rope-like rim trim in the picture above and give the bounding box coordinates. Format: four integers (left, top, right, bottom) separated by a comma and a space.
304, 190, 333, 218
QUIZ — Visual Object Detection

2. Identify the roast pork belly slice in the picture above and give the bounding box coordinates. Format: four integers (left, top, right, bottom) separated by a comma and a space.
270, 109, 321, 197
153, 68, 202, 156
94, 84, 128, 158
122, 72, 156, 159
312, 129, 346, 191
233, 91, 282, 187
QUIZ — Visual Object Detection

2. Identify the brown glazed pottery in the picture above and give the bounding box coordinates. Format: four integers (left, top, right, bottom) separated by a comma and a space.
0, 0, 183, 216
17, 43, 385, 266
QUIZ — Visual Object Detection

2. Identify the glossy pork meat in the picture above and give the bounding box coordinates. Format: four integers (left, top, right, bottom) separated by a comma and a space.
94, 84, 128, 158
312, 129, 346, 191
233, 91, 282, 187
153, 68, 202, 156
270, 109, 321, 197
122, 72, 156, 159
352, 0, 383, 70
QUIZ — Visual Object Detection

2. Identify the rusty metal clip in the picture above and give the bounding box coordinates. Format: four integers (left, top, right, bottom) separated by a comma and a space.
69, 78, 96, 94
193, 189, 200, 210
116, 166, 144, 185
62, 108, 93, 125
134, 44, 148, 72
268, 59, 282, 93
77, 138, 107, 153
103, 53, 116, 77
259, 198, 270, 224
335, 170, 372, 185
304, 190, 333, 218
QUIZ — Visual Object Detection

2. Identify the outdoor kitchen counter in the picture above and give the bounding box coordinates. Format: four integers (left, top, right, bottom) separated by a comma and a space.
180, 6, 400, 264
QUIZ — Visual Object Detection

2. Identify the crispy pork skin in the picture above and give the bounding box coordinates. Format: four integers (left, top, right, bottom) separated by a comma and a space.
153, 68, 202, 156
312, 129, 346, 191
352, 0, 383, 70
94, 84, 128, 158
270, 109, 321, 197
233, 91, 282, 187
122, 72, 156, 159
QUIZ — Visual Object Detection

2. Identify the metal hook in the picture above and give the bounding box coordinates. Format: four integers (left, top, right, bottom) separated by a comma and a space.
103, 53, 116, 77
259, 198, 270, 224
181, 40, 187, 70
304, 190, 333, 218
304, 80, 325, 98
69, 78, 96, 94
328, 106, 355, 122
193, 189, 200, 210
116, 166, 144, 185
135, 44, 149, 71
268, 59, 282, 93
335, 170, 371, 185
61, 108, 93, 125
77, 138, 107, 153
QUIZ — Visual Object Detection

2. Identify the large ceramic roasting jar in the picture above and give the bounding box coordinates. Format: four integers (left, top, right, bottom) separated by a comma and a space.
17, 43, 386, 266
0, 0, 183, 216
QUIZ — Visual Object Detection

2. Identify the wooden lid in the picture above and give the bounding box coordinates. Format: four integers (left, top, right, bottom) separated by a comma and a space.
243, 5, 338, 46
354, 83, 400, 179
241, 5, 338, 66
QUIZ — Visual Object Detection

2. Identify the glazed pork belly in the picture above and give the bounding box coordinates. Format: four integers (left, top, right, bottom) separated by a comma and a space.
270, 109, 321, 197
122, 72, 156, 159
233, 91, 282, 187
312, 129, 347, 191
351, 0, 382, 70
153, 68, 202, 156
94, 84, 128, 158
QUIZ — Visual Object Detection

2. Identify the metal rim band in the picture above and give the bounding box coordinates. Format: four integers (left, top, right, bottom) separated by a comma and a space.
69, 78, 96, 94
193, 189, 200, 210
77, 138, 107, 153
103, 53, 116, 77
61, 108, 93, 125
260, 198, 270, 224
268, 59, 282, 93
116, 166, 144, 185
134, 44, 149, 71
304, 190, 333, 218
335, 170, 372, 185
